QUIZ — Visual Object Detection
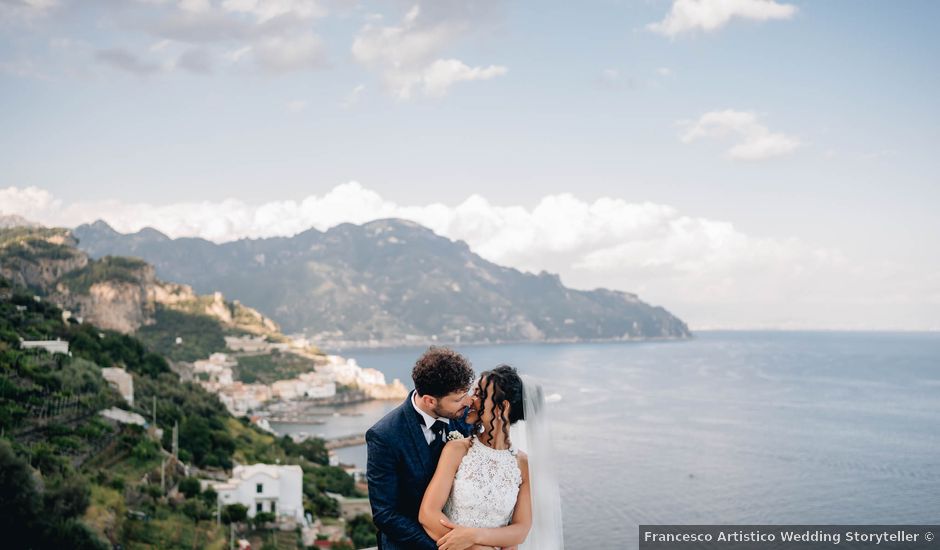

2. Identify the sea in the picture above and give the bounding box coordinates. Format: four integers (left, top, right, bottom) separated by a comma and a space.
269, 331, 940, 549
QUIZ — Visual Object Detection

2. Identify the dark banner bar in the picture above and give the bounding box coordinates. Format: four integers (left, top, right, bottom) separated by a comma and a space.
640, 525, 939, 550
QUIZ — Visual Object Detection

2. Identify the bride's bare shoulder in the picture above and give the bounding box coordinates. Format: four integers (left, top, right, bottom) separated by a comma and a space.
514, 450, 529, 477
443, 437, 473, 455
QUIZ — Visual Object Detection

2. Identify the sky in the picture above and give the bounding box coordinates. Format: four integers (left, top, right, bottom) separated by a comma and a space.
1, 0, 938, 330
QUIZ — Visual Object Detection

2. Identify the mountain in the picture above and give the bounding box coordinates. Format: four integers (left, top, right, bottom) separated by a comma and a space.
74, 219, 692, 345
0, 214, 41, 229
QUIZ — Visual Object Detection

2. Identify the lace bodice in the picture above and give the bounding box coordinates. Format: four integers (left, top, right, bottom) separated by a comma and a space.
443, 436, 523, 529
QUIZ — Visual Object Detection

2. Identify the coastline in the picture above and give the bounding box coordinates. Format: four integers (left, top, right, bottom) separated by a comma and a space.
321, 333, 695, 352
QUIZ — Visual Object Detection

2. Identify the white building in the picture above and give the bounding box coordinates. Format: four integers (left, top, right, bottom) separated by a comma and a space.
270, 373, 337, 401
20, 339, 69, 354
194, 353, 237, 372
100, 407, 146, 426
217, 382, 272, 416
208, 464, 304, 521
224, 335, 270, 353
318, 356, 388, 387
194, 353, 236, 390
303, 379, 336, 399
101, 367, 134, 406
357, 367, 386, 387
316, 355, 405, 398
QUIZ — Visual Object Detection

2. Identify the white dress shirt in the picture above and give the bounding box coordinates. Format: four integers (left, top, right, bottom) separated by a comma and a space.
411, 391, 446, 445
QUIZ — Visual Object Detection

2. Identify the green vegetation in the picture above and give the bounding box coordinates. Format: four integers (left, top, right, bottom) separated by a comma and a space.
222, 503, 248, 524
59, 256, 150, 294
0, 226, 70, 247
132, 371, 236, 469
347, 514, 379, 549
0, 227, 76, 262
0, 439, 108, 550
121, 513, 226, 550
0, 278, 68, 341
1, 238, 77, 262
307, 465, 361, 497
235, 349, 319, 384
137, 306, 228, 361
69, 323, 171, 378
276, 434, 330, 465
1, 274, 364, 548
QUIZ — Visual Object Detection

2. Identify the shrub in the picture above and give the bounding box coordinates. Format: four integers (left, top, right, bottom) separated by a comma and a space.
177, 477, 201, 499
253, 511, 276, 525
222, 503, 248, 524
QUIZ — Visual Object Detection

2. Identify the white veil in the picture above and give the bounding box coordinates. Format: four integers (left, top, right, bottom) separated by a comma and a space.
511, 375, 565, 550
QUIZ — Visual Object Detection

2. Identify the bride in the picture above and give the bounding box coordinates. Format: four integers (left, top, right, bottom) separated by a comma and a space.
419, 365, 564, 550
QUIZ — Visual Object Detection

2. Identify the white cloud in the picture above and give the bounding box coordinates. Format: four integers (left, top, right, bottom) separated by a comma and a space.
253, 33, 325, 72
95, 48, 163, 76
597, 66, 674, 91
0, 186, 61, 218
177, 47, 213, 73
178, 0, 211, 14
224, 45, 252, 63
341, 84, 365, 108
0, 0, 58, 20
351, 3, 507, 99
1, 182, 935, 330
286, 98, 307, 112
149, 39, 174, 52
48, 0, 328, 76
421, 59, 506, 97
680, 109, 801, 160
221, 0, 327, 23
649, 0, 797, 37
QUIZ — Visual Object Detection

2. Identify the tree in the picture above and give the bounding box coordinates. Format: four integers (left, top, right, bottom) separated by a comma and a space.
0, 440, 42, 535
178, 477, 201, 499
181, 498, 210, 521
0, 440, 107, 549
222, 503, 248, 524
346, 514, 378, 549
253, 511, 276, 526
42, 475, 91, 520
278, 435, 329, 465
309, 466, 356, 496
201, 486, 218, 507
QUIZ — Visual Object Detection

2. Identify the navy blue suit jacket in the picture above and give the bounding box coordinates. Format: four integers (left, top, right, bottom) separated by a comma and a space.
366, 391, 471, 550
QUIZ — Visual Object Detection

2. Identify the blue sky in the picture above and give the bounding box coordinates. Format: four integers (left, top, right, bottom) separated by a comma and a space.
1, 0, 938, 330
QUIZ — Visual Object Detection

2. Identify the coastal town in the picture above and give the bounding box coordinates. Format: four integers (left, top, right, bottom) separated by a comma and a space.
178, 334, 406, 546
189, 335, 408, 417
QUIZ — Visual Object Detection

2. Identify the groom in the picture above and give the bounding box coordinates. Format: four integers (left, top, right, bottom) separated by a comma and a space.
366, 347, 476, 550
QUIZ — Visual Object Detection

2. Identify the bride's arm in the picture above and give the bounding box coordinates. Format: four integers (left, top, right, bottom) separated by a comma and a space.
419, 439, 471, 541
437, 452, 532, 549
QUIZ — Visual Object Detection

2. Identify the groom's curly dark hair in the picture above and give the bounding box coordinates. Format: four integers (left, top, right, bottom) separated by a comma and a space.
413, 346, 475, 398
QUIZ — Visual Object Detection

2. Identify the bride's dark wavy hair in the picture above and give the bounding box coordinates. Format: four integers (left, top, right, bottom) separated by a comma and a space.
475, 364, 525, 447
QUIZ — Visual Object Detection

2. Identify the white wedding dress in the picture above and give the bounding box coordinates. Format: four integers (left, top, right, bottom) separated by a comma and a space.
443, 435, 522, 529
442, 377, 565, 549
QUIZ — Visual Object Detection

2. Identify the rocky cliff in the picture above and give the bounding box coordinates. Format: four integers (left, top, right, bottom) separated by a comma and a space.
0, 226, 279, 337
